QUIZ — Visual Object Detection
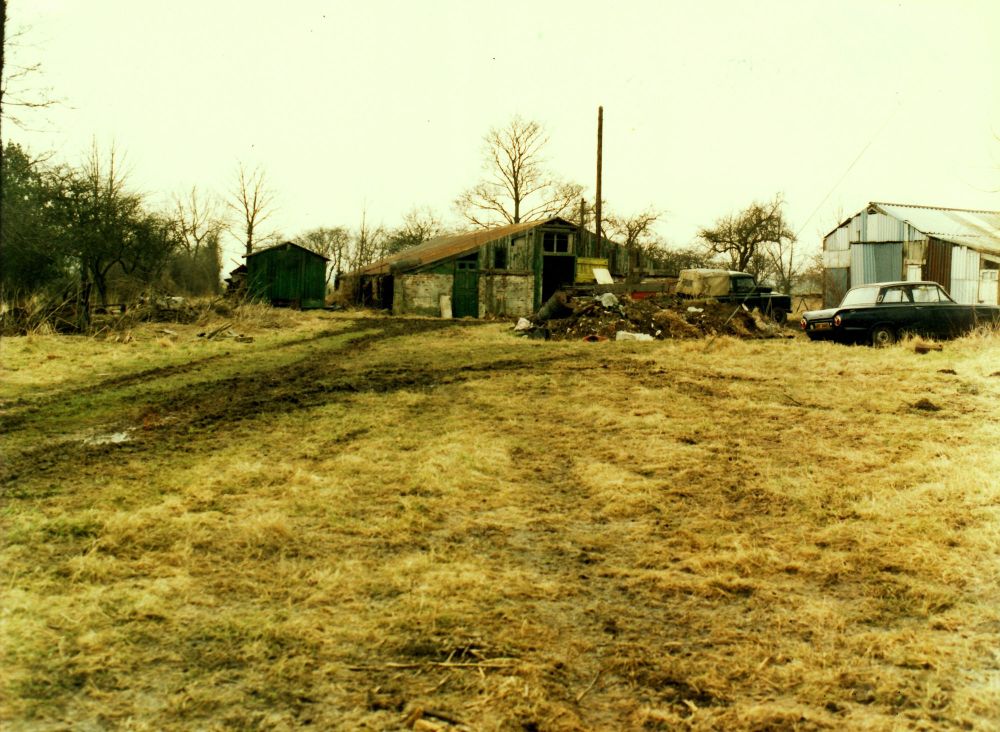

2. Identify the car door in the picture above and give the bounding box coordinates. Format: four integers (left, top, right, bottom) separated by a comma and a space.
903, 284, 932, 336
875, 285, 911, 332
912, 283, 957, 337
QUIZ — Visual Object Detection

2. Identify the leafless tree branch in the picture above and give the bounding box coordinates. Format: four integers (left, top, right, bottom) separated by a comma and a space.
455, 116, 582, 228
227, 163, 276, 256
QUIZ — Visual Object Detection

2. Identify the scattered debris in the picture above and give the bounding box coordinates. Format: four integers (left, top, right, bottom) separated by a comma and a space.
84, 429, 133, 446
937, 368, 957, 375
615, 331, 654, 342
535, 292, 573, 321
593, 267, 614, 285
911, 399, 941, 412
515, 290, 792, 342
234, 335, 255, 344
513, 317, 533, 332
914, 341, 944, 354
201, 322, 233, 340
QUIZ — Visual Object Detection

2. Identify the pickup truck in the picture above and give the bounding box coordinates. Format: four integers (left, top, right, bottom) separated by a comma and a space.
676, 269, 792, 323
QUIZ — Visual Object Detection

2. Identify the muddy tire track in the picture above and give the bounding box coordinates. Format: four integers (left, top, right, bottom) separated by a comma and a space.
0, 318, 544, 492
0, 318, 472, 429
0, 319, 410, 420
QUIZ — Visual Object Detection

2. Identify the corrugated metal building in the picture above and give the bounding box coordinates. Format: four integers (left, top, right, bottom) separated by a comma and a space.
822, 203, 1000, 306
245, 242, 328, 309
345, 217, 667, 318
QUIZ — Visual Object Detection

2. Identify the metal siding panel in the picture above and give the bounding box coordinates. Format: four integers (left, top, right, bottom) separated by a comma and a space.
851, 243, 902, 286
824, 249, 851, 268
924, 239, 952, 287
824, 224, 851, 252
874, 242, 903, 281
849, 216, 863, 243
979, 270, 999, 305
950, 246, 980, 304
850, 244, 869, 287
867, 213, 903, 242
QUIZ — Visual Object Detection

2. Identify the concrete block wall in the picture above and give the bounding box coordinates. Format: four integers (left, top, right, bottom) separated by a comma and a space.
479, 274, 534, 317
394, 274, 453, 316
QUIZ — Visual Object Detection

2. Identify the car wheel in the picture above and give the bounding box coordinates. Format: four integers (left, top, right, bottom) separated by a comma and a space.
870, 325, 895, 347
771, 308, 787, 324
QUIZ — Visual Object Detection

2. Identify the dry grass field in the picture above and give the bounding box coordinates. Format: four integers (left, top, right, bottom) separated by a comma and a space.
2, 308, 999, 731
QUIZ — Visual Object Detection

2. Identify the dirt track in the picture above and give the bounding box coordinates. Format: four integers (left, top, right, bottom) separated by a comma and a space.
0, 313, 794, 493
1, 317, 551, 490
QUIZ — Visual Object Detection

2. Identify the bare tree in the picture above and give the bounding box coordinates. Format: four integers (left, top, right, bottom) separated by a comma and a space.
299, 226, 351, 285
1, 5, 59, 129
455, 116, 583, 228
171, 186, 224, 294
384, 206, 446, 255
228, 163, 275, 256
698, 195, 796, 280
766, 236, 801, 295
53, 142, 178, 308
174, 186, 224, 256
349, 207, 387, 271
605, 208, 662, 253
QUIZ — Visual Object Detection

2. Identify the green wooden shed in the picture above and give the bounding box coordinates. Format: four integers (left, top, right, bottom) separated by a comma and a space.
245, 242, 328, 309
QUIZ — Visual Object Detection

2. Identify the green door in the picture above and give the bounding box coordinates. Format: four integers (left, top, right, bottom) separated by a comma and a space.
453, 260, 479, 318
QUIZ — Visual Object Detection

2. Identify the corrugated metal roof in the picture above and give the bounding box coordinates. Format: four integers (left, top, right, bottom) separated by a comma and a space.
354, 217, 580, 276
871, 203, 1000, 254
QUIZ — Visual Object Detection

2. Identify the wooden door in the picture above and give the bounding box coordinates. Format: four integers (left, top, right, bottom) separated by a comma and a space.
453, 260, 479, 318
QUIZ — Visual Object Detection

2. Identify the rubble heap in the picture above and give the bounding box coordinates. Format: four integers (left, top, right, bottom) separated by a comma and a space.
518, 292, 790, 341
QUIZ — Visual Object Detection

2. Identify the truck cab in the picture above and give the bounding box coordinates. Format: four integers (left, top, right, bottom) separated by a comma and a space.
676, 269, 791, 323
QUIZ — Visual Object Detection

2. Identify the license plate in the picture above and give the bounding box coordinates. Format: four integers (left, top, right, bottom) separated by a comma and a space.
811, 322, 832, 330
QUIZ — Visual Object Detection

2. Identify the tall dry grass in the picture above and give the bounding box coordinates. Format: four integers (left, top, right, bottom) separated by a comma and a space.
1, 317, 998, 730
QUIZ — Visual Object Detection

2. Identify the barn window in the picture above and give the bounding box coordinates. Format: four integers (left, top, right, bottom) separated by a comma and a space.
543, 231, 569, 253
494, 246, 508, 269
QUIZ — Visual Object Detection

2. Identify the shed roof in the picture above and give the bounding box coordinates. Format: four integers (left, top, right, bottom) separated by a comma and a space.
354, 216, 582, 276
245, 241, 329, 261
871, 203, 1000, 253
833, 203, 1000, 255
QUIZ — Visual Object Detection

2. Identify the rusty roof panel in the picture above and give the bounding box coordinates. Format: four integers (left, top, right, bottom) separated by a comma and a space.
354, 217, 580, 276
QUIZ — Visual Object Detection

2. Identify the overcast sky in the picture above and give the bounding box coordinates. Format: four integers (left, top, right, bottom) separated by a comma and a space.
6, 0, 999, 267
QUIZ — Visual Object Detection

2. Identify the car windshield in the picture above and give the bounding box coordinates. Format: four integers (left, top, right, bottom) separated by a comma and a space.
731, 277, 755, 293
839, 286, 879, 307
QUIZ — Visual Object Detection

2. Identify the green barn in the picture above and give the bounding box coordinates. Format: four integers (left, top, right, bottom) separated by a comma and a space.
245, 242, 328, 309
346, 218, 605, 317
343, 216, 674, 318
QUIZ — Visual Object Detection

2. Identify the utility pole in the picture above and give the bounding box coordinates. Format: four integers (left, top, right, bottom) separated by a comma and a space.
595, 106, 603, 256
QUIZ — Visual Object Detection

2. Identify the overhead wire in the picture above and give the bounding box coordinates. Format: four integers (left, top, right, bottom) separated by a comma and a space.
703, 102, 901, 352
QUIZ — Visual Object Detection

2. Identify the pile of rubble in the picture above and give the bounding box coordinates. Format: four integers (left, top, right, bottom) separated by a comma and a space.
514, 292, 791, 341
